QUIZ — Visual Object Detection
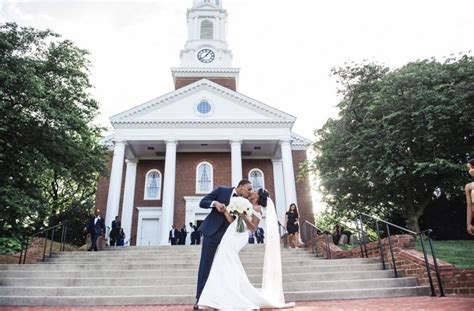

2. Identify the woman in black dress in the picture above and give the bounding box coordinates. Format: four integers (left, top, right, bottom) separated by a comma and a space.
285, 203, 299, 248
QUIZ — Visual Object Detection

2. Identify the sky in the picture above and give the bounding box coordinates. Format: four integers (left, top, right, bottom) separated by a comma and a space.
1, 0, 473, 212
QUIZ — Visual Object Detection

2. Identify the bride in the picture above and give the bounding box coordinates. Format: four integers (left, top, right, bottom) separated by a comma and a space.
198, 188, 294, 310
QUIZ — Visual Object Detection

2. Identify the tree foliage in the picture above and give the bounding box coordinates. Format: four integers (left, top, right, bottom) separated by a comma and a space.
307, 55, 474, 232
0, 23, 107, 240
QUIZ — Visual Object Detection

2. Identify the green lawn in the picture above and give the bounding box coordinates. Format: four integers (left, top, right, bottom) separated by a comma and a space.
415, 239, 474, 269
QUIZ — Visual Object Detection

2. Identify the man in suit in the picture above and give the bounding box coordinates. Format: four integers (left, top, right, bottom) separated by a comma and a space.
255, 226, 265, 244
196, 228, 202, 245
194, 179, 253, 309
110, 216, 120, 246
179, 224, 188, 245
190, 222, 197, 245
84, 211, 105, 251
169, 225, 179, 245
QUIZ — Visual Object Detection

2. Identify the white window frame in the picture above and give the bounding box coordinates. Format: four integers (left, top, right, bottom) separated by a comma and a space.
144, 169, 162, 200
196, 162, 213, 194
248, 168, 265, 191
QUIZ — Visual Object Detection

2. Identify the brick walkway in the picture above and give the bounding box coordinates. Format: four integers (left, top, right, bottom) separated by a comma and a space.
1, 297, 473, 311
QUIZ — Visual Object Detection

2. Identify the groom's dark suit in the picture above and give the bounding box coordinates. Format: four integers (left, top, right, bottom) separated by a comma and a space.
196, 186, 234, 301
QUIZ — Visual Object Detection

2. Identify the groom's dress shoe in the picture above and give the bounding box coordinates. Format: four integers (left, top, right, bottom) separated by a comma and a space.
193, 300, 199, 310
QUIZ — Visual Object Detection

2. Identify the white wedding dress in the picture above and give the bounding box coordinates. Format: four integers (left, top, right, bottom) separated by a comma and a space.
198, 198, 294, 310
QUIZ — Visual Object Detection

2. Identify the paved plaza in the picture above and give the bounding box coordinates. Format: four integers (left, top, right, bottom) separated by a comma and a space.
1, 296, 473, 311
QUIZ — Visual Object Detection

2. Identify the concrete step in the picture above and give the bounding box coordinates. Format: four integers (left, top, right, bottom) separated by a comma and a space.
51, 249, 311, 257
0, 278, 419, 296
0, 263, 383, 279
0, 244, 430, 306
44, 255, 378, 265
42, 255, 314, 265
287, 286, 432, 301
0, 270, 396, 285
54, 244, 307, 252
0, 286, 431, 306
47, 250, 366, 257
0, 261, 383, 272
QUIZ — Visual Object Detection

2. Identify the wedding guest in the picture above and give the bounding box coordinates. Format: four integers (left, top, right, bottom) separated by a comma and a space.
190, 222, 197, 245
179, 224, 188, 245
196, 227, 202, 245
285, 203, 300, 248
110, 216, 120, 246
248, 231, 255, 244
255, 226, 264, 244
332, 224, 342, 245
169, 225, 179, 245
117, 228, 125, 246
465, 159, 474, 235
84, 211, 105, 251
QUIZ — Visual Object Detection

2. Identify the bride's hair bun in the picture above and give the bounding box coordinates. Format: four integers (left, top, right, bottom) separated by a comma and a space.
258, 188, 269, 207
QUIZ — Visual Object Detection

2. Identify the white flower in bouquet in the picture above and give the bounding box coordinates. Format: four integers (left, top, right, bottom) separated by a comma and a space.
226, 196, 253, 232
227, 197, 253, 216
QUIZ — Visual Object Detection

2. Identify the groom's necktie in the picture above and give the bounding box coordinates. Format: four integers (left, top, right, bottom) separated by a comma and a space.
232, 193, 239, 197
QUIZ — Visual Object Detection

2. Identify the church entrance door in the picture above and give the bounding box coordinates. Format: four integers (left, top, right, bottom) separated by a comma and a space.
139, 218, 160, 246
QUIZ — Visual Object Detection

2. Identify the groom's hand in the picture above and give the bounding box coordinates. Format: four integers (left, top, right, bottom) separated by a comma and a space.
214, 202, 225, 213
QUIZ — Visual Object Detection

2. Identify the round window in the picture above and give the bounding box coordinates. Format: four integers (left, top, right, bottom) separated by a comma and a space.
197, 101, 212, 114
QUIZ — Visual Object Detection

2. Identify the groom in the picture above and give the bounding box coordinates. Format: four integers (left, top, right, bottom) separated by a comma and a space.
194, 179, 253, 309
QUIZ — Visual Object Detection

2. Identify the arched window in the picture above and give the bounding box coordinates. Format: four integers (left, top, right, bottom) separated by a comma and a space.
144, 170, 162, 200
249, 169, 265, 191
196, 162, 213, 194
200, 20, 213, 40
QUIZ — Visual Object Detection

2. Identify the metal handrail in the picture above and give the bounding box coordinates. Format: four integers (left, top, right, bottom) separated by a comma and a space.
277, 221, 288, 248
18, 222, 68, 264
357, 213, 445, 297
303, 221, 332, 259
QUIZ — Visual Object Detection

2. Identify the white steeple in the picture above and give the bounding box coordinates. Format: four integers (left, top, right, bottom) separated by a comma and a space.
171, 0, 239, 91
192, 0, 222, 8
179, 0, 232, 68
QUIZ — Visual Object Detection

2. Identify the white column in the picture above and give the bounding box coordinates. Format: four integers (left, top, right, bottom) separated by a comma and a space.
230, 139, 242, 186
272, 159, 287, 226
121, 159, 138, 246
194, 17, 199, 39
215, 17, 221, 40
187, 19, 192, 41
280, 139, 298, 208
159, 140, 178, 245
105, 140, 126, 236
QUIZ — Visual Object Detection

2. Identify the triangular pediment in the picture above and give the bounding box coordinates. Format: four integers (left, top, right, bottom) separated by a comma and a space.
110, 79, 296, 127
194, 3, 219, 10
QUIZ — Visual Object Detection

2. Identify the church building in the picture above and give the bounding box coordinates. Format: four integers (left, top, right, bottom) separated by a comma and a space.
95, 0, 314, 246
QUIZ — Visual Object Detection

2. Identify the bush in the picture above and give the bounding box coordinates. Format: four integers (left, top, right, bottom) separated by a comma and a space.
0, 237, 23, 255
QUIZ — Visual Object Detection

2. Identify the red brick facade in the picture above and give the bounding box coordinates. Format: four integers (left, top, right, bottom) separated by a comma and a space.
292, 150, 314, 226
175, 77, 236, 91
95, 151, 313, 246
94, 153, 112, 219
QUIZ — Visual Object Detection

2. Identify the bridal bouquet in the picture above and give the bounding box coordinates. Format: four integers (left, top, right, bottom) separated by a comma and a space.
226, 197, 253, 232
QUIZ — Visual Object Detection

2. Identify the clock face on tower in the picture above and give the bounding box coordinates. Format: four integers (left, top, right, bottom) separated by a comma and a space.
197, 49, 215, 63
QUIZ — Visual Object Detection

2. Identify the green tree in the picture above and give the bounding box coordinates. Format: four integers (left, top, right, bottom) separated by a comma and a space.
0, 23, 107, 241
308, 56, 474, 232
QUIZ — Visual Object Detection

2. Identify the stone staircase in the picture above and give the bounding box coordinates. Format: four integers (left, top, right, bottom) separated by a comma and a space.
0, 245, 430, 306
